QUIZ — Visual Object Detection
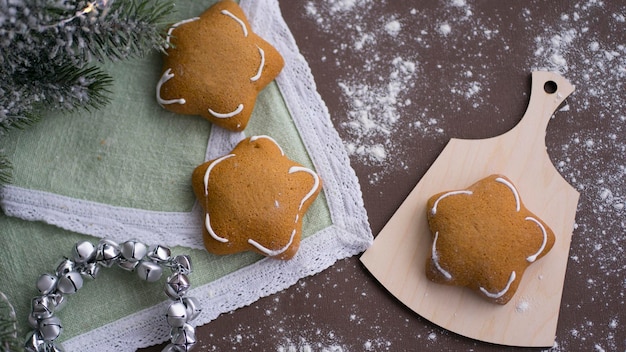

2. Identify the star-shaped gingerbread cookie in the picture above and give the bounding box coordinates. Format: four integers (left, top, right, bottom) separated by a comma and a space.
425, 174, 555, 304
191, 136, 322, 260
156, 0, 285, 131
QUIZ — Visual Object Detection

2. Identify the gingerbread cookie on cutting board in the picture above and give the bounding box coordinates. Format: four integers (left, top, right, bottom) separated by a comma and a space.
361, 71, 580, 347
156, 0, 284, 131
425, 174, 555, 305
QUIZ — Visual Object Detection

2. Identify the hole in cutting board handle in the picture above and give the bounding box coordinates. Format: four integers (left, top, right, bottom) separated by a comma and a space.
544, 80, 558, 94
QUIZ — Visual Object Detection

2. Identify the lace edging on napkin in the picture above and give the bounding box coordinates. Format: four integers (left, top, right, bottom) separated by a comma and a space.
0, 0, 372, 350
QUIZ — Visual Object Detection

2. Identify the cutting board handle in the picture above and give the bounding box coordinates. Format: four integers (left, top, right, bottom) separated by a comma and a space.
514, 71, 575, 139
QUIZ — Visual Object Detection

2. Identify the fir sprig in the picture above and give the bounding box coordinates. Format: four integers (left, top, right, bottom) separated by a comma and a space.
0, 0, 176, 186
1, 0, 175, 70
0, 154, 10, 186
0, 292, 19, 352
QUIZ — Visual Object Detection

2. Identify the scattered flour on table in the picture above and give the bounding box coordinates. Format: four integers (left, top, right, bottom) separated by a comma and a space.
304, 0, 509, 182
528, 10, 625, 351
301, 0, 624, 350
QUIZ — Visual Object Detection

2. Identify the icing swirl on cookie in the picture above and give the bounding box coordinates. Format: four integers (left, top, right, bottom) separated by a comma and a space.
250, 135, 285, 155
524, 216, 548, 262
156, 68, 186, 106
479, 271, 516, 299
247, 165, 320, 258
202, 154, 236, 243
221, 9, 248, 37
495, 177, 520, 212
289, 166, 321, 211
431, 231, 452, 280
205, 213, 228, 243
165, 17, 200, 47
208, 104, 244, 118
248, 229, 297, 257
250, 46, 265, 82
430, 190, 473, 215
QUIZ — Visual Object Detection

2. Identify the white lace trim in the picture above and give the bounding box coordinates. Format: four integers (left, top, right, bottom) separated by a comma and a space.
0, 0, 372, 351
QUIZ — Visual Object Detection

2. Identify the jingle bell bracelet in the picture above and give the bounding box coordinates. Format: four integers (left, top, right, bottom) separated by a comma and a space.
25, 238, 201, 352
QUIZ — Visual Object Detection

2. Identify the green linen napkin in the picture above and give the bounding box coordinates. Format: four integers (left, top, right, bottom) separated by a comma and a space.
0, 0, 334, 344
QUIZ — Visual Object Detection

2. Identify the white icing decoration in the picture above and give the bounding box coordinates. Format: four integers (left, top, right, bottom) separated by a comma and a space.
248, 229, 297, 257
246, 165, 320, 258
250, 135, 285, 156
431, 231, 452, 280
250, 46, 265, 82
202, 154, 236, 243
165, 17, 200, 46
203, 154, 235, 195
208, 104, 244, 119
430, 190, 473, 215
156, 68, 186, 106
221, 9, 248, 37
525, 216, 548, 262
480, 271, 516, 299
289, 166, 321, 211
495, 177, 520, 212
205, 213, 228, 243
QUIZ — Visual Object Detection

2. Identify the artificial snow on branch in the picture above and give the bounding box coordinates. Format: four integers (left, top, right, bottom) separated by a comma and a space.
0, 291, 19, 352
0, 0, 176, 185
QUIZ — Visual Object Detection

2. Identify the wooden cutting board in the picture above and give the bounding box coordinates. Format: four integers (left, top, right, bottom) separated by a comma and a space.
360, 71, 579, 347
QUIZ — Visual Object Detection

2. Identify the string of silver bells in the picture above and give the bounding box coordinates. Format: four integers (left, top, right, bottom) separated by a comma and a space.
25, 239, 200, 352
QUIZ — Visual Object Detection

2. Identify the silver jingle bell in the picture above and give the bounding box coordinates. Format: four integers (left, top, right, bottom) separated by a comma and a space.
164, 273, 190, 299
136, 260, 164, 282
72, 241, 96, 263
148, 244, 172, 263
56, 271, 83, 294
170, 323, 196, 352
36, 274, 58, 295
45, 343, 66, 352
24, 330, 46, 352
31, 296, 54, 319
165, 301, 188, 328
38, 316, 63, 342
120, 240, 148, 262
28, 313, 39, 329
182, 297, 202, 321
79, 261, 100, 280
96, 239, 121, 267
162, 343, 185, 352
170, 255, 192, 275
55, 258, 75, 277
47, 293, 67, 312
117, 259, 140, 271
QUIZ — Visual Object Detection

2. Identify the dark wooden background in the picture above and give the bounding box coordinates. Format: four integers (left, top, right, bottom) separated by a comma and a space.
143, 1, 625, 350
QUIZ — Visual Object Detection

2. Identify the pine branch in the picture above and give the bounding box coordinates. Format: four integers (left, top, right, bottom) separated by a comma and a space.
1, 0, 176, 68
36, 63, 114, 112
0, 292, 19, 352
0, 0, 175, 186
0, 153, 10, 187
0, 0, 175, 132
0, 63, 113, 133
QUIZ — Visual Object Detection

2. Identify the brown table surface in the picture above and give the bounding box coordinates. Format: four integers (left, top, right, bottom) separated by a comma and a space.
143, 1, 625, 350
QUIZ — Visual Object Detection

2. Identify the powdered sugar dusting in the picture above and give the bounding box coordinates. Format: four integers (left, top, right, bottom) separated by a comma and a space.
338, 55, 422, 178
515, 298, 531, 313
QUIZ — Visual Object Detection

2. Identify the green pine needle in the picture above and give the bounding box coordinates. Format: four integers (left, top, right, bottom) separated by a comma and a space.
0, 0, 176, 186
0, 0, 175, 126
0, 292, 19, 352
0, 153, 11, 187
